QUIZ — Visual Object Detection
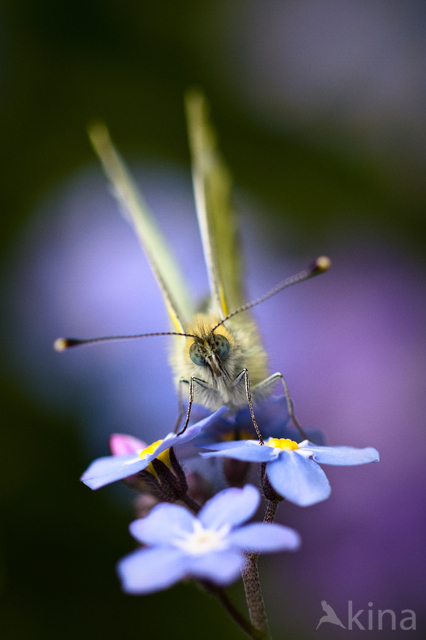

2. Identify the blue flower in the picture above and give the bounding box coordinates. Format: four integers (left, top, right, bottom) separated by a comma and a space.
201, 437, 380, 506
180, 395, 324, 456
161, 395, 324, 493
117, 484, 300, 593
80, 407, 227, 490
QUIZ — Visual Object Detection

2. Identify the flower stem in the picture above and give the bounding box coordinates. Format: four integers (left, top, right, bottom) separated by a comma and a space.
201, 582, 267, 640
263, 499, 279, 524
241, 553, 270, 639
241, 498, 280, 639
181, 493, 202, 513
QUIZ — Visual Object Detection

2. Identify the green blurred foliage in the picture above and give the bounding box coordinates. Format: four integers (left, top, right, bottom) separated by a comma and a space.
1, 0, 425, 256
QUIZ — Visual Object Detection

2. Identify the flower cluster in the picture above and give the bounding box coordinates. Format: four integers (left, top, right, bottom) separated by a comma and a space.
81, 396, 379, 594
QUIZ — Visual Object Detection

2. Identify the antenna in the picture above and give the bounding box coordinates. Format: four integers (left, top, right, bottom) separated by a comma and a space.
211, 256, 331, 333
53, 331, 197, 352
54, 257, 330, 351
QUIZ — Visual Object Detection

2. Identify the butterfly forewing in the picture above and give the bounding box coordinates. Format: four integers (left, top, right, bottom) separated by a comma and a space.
88, 122, 195, 333
185, 90, 245, 319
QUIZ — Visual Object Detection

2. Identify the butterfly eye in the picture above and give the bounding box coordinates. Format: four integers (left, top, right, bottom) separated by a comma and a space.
214, 334, 230, 360
189, 342, 206, 366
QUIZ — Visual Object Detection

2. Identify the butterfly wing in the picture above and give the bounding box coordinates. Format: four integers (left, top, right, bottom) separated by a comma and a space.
88, 123, 194, 333
185, 91, 245, 320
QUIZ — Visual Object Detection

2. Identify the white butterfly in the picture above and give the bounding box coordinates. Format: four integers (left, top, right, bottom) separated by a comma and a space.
55, 91, 329, 441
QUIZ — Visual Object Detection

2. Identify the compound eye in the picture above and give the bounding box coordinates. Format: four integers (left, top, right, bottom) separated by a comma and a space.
189, 342, 206, 366
214, 334, 230, 360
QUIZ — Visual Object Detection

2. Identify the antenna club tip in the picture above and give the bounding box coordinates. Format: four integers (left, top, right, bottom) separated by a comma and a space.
53, 338, 68, 352
54, 338, 83, 351
314, 256, 331, 273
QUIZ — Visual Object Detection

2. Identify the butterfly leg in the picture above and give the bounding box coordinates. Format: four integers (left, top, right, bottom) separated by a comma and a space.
233, 369, 264, 445
252, 372, 308, 440
175, 377, 216, 436
173, 378, 188, 433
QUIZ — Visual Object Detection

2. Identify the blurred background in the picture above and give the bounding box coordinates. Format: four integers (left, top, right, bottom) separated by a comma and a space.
1, 1, 425, 638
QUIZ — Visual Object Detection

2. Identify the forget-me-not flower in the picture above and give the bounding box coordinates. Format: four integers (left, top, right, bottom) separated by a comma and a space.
80, 407, 227, 490
201, 437, 379, 506
178, 394, 324, 457
117, 484, 300, 593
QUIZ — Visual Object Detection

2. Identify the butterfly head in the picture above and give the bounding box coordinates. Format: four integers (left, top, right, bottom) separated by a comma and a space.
186, 315, 233, 377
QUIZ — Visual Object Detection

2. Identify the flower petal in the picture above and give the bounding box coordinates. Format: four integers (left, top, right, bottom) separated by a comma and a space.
300, 443, 380, 466
117, 547, 188, 594
199, 484, 260, 529
80, 453, 146, 490
146, 406, 229, 459
109, 433, 146, 456
129, 503, 196, 545
81, 406, 228, 489
267, 452, 331, 506
201, 440, 275, 462
188, 550, 243, 585
228, 523, 301, 553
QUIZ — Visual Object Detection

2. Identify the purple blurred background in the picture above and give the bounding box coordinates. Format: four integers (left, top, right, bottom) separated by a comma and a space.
1, 0, 425, 638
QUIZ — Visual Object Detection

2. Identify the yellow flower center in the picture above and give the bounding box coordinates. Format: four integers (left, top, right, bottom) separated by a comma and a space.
139, 439, 171, 476
266, 437, 299, 451
140, 440, 163, 460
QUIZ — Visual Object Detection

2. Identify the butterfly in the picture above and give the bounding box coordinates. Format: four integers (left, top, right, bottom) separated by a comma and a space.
54, 91, 330, 441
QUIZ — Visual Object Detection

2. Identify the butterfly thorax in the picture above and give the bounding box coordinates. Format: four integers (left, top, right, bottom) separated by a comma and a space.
170, 313, 269, 411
